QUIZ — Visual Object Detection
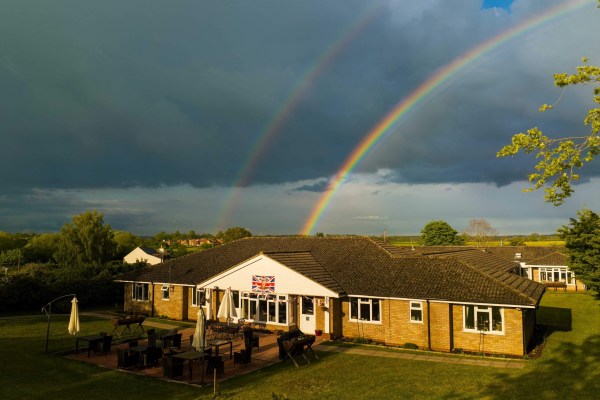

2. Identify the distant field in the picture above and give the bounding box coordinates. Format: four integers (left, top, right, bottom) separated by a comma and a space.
389, 240, 565, 247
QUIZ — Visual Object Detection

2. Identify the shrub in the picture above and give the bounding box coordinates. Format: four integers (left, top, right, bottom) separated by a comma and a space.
403, 343, 419, 350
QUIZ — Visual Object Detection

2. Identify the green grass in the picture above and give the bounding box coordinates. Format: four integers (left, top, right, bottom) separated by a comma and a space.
1, 293, 598, 399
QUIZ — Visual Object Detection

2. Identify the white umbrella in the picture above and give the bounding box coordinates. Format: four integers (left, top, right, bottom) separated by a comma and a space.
217, 287, 238, 323
68, 297, 80, 335
192, 308, 206, 351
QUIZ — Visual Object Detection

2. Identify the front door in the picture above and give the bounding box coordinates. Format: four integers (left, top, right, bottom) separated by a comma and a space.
299, 296, 316, 333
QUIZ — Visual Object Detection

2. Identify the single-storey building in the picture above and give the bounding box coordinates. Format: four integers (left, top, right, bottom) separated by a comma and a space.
123, 247, 163, 266
116, 237, 546, 356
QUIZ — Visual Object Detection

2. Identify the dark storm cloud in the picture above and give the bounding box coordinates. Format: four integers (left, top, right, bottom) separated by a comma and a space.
1, 0, 598, 197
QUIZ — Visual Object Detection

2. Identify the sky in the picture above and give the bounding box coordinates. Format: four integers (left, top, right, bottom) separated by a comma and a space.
1, 0, 599, 236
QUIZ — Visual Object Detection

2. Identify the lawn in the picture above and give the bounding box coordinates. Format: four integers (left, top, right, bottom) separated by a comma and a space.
0, 293, 598, 399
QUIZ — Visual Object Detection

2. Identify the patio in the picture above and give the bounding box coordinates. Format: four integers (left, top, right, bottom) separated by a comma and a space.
65, 324, 325, 386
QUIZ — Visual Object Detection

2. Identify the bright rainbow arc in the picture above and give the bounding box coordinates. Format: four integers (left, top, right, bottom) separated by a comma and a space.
213, 4, 385, 232
300, 0, 591, 236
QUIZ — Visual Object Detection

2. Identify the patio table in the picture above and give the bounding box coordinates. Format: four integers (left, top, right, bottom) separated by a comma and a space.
76, 335, 104, 357
173, 350, 207, 383
207, 338, 233, 359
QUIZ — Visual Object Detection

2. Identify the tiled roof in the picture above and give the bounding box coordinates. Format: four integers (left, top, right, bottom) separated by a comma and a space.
526, 252, 568, 266
117, 237, 545, 307
482, 246, 562, 263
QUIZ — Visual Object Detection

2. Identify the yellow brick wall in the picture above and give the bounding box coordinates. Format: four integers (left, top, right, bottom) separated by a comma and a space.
153, 284, 185, 319
452, 305, 525, 356
428, 302, 451, 352
385, 300, 429, 348
340, 299, 387, 343
123, 283, 152, 315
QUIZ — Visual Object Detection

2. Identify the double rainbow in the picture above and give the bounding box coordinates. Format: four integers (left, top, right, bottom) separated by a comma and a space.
300, 0, 592, 235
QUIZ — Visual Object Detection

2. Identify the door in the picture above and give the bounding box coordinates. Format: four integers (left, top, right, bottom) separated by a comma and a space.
299, 296, 316, 333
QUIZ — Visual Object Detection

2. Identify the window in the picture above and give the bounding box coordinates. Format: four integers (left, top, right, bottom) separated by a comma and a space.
349, 297, 381, 323
133, 283, 149, 301
161, 284, 170, 300
192, 288, 207, 307
410, 301, 423, 322
464, 305, 503, 333
239, 292, 288, 325
539, 267, 574, 285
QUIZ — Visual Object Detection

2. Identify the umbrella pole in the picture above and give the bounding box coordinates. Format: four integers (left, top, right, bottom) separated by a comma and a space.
41, 293, 76, 353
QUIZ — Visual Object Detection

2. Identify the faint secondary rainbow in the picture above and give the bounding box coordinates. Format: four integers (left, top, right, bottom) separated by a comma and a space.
213, 3, 385, 231
300, 0, 592, 235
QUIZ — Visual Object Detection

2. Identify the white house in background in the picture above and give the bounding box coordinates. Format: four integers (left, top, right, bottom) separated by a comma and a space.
123, 247, 163, 265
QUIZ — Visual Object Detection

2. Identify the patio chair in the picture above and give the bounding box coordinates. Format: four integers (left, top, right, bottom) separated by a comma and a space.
243, 328, 259, 349
144, 346, 162, 368
116, 348, 139, 368
171, 333, 182, 350
162, 355, 184, 379
91, 335, 113, 355
233, 342, 252, 367
206, 355, 224, 378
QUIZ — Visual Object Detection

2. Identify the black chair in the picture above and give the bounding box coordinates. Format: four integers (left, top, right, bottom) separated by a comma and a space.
92, 335, 113, 355
171, 333, 182, 350
163, 355, 184, 379
117, 348, 139, 368
244, 328, 259, 349
144, 346, 162, 368
147, 330, 158, 347
206, 355, 224, 378
233, 342, 252, 367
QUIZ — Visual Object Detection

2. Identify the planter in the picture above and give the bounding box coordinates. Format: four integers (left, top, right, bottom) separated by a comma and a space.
315, 329, 323, 336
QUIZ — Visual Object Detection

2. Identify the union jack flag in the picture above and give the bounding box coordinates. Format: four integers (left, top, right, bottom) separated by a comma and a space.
252, 275, 275, 293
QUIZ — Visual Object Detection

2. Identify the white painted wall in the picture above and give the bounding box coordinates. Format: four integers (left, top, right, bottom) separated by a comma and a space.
123, 247, 162, 265
198, 255, 338, 298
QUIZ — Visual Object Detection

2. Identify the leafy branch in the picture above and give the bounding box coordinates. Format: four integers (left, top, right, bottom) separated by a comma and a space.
497, 59, 600, 205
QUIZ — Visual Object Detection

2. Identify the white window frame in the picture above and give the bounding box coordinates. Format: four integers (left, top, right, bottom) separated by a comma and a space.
349, 297, 381, 324
133, 283, 149, 301
161, 284, 170, 301
409, 301, 423, 323
539, 267, 575, 285
239, 292, 288, 325
463, 305, 504, 335
192, 287, 203, 307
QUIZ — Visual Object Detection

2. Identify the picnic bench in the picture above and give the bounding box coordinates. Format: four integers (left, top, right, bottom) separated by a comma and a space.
544, 281, 567, 291
280, 335, 318, 367
111, 316, 145, 336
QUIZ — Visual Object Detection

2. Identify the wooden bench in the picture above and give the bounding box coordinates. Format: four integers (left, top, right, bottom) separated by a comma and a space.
111, 316, 145, 336
544, 282, 567, 291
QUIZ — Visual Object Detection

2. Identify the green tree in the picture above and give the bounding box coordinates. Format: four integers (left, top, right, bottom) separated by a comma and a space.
23, 233, 61, 263
420, 221, 465, 246
497, 58, 600, 205
216, 227, 252, 243
113, 231, 142, 259
54, 210, 116, 268
558, 208, 600, 292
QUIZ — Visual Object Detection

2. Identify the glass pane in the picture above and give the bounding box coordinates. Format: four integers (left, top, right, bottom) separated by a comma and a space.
411, 309, 422, 321
302, 297, 314, 315
492, 307, 502, 331
465, 306, 474, 329
233, 291, 239, 306
250, 300, 257, 320
350, 298, 358, 319
278, 300, 287, 324
372, 299, 380, 321
268, 301, 276, 322
360, 302, 371, 321
258, 300, 267, 322
477, 310, 490, 331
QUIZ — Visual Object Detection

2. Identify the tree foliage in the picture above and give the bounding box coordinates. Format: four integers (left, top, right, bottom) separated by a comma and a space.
54, 210, 116, 268
113, 231, 142, 259
465, 218, 497, 247
23, 233, 61, 263
558, 208, 600, 292
216, 227, 252, 243
497, 58, 600, 205
420, 221, 465, 246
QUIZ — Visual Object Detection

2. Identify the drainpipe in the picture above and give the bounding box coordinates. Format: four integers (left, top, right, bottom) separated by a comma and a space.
427, 299, 431, 351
